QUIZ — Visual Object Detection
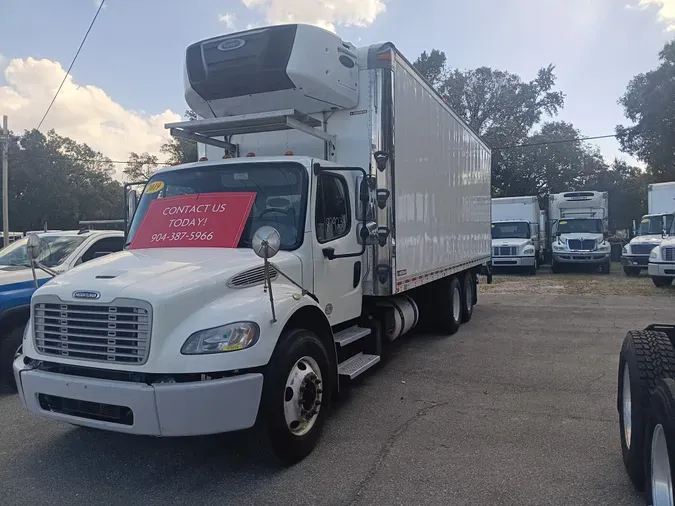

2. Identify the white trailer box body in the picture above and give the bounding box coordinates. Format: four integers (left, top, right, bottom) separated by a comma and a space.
490, 196, 540, 271
649, 182, 675, 215
14, 24, 491, 463
549, 190, 611, 271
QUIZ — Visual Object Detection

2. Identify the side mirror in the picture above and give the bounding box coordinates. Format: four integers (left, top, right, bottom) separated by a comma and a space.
531, 235, 537, 242
127, 189, 138, 222
556, 231, 561, 238
252, 226, 281, 259
26, 234, 42, 261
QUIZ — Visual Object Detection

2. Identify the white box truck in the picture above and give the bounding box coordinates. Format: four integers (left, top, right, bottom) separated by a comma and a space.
549, 190, 611, 274
13, 24, 492, 465
623, 182, 675, 277
491, 196, 540, 274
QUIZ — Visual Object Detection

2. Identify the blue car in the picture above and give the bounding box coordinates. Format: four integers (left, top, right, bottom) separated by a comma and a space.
0, 230, 124, 390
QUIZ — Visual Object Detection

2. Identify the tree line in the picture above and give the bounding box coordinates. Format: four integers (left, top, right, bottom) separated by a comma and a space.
1, 40, 673, 233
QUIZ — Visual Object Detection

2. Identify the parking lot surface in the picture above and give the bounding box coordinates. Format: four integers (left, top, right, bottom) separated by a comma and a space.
0, 275, 667, 505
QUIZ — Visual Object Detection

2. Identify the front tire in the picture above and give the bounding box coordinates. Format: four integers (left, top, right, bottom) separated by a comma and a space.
644, 378, 675, 505
0, 325, 24, 392
624, 266, 641, 277
618, 330, 675, 490
601, 260, 611, 274
653, 276, 674, 288
257, 329, 332, 466
551, 259, 561, 274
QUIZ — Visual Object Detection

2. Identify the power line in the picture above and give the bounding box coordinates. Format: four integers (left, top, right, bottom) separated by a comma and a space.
36, 0, 106, 131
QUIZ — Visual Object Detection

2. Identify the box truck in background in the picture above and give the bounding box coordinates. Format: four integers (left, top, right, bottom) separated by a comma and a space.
549, 191, 611, 274
623, 182, 675, 277
491, 196, 540, 274
13, 24, 492, 465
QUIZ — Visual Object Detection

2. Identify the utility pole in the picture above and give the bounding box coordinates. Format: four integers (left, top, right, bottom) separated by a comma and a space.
1, 115, 8, 248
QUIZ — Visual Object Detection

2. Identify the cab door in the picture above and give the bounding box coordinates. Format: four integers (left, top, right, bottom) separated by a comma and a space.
312, 170, 364, 324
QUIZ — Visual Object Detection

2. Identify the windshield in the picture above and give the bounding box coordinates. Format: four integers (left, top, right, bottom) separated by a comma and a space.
491, 222, 530, 239
127, 162, 308, 250
639, 215, 673, 236
556, 218, 603, 234
0, 235, 86, 267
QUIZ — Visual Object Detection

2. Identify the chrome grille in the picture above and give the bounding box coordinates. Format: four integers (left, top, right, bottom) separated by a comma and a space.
664, 247, 675, 262
632, 244, 657, 255
493, 246, 518, 257
567, 239, 596, 251
33, 296, 152, 365
227, 264, 278, 288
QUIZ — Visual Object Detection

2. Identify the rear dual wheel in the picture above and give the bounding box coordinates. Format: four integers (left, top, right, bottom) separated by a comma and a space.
434, 272, 475, 334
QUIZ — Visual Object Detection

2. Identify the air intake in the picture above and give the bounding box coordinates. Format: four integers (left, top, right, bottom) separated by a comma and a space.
227, 265, 279, 288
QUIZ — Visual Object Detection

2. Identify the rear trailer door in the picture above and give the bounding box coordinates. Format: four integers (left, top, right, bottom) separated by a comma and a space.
390, 54, 491, 292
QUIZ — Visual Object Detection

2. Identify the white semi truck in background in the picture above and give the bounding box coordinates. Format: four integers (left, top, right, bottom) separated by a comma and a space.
13, 24, 492, 465
490, 196, 541, 274
549, 190, 611, 274
622, 181, 675, 277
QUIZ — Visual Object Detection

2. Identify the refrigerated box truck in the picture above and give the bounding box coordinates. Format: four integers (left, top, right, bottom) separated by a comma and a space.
491, 196, 541, 274
549, 190, 611, 273
623, 182, 675, 277
13, 24, 492, 465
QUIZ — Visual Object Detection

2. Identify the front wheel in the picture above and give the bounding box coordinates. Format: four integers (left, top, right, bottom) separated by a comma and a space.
600, 260, 611, 275
624, 266, 641, 277
0, 325, 24, 392
551, 259, 561, 274
257, 329, 332, 466
653, 276, 674, 288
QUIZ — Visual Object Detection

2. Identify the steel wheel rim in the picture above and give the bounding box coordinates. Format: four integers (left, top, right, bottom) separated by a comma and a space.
453, 285, 461, 322
623, 363, 632, 448
284, 356, 323, 437
465, 278, 472, 312
651, 423, 674, 506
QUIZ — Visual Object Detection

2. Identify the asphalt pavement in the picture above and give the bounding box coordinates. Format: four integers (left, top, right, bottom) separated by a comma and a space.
0, 292, 663, 506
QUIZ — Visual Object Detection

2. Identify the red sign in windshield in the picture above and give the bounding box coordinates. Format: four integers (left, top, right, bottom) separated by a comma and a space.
129, 192, 256, 250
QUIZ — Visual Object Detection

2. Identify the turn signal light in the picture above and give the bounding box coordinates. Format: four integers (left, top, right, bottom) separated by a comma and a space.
199, 157, 208, 161
246, 152, 256, 157
223, 154, 233, 159
285, 151, 294, 156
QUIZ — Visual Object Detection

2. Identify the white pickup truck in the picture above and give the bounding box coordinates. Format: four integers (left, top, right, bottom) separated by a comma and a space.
13, 24, 492, 465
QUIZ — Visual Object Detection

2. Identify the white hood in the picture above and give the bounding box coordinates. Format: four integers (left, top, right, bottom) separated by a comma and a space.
36, 248, 303, 307
491, 238, 531, 248
629, 234, 663, 246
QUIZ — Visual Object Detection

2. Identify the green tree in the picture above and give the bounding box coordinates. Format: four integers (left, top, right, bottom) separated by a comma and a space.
0, 129, 123, 231
616, 40, 675, 182
123, 152, 159, 181
160, 110, 199, 165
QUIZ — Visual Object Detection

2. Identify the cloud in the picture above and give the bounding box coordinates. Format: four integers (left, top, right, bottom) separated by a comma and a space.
218, 12, 237, 29
0, 57, 180, 178
638, 0, 675, 30
239, 0, 386, 32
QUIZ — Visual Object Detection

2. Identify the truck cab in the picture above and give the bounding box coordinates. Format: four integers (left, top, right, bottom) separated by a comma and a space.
622, 213, 674, 277
491, 220, 537, 274
549, 191, 611, 274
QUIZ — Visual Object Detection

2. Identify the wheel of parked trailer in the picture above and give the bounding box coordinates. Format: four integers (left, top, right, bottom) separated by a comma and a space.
644, 378, 675, 506
653, 276, 674, 288
0, 325, 24, 392
460, 271, 475, 323
434, 276, 462, 335
618, 330, 675, 491
257, 328, 333, 466
624, 267, 641, 277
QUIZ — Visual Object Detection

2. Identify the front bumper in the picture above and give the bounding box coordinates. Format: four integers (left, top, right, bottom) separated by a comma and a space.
13, 357, 263, 436
621, 255, 649, 268
492, 255, 536, 267
553, 252, 609, 264
648, 262, 675, 278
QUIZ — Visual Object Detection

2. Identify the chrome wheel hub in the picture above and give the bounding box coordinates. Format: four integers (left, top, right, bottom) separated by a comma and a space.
284, 356, 323, 436
651, 423, 674, 506
623, 363, 632, 448
453, 285, 461, 322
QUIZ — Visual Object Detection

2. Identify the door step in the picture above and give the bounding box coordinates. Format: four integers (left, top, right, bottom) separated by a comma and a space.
334, 326, 371, 347
338, 352, 380, 379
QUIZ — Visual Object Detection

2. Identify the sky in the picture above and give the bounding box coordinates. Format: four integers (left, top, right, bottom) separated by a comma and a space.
0, 0, 673, 179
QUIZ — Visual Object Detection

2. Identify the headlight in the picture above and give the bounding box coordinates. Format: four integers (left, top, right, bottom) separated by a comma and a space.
181, 322, 260, 355
597, 242, 611, 252
622, 245, 628, 254
522, 246, 535, 255
650, 250, 658, 260
552, 244, 564, 252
